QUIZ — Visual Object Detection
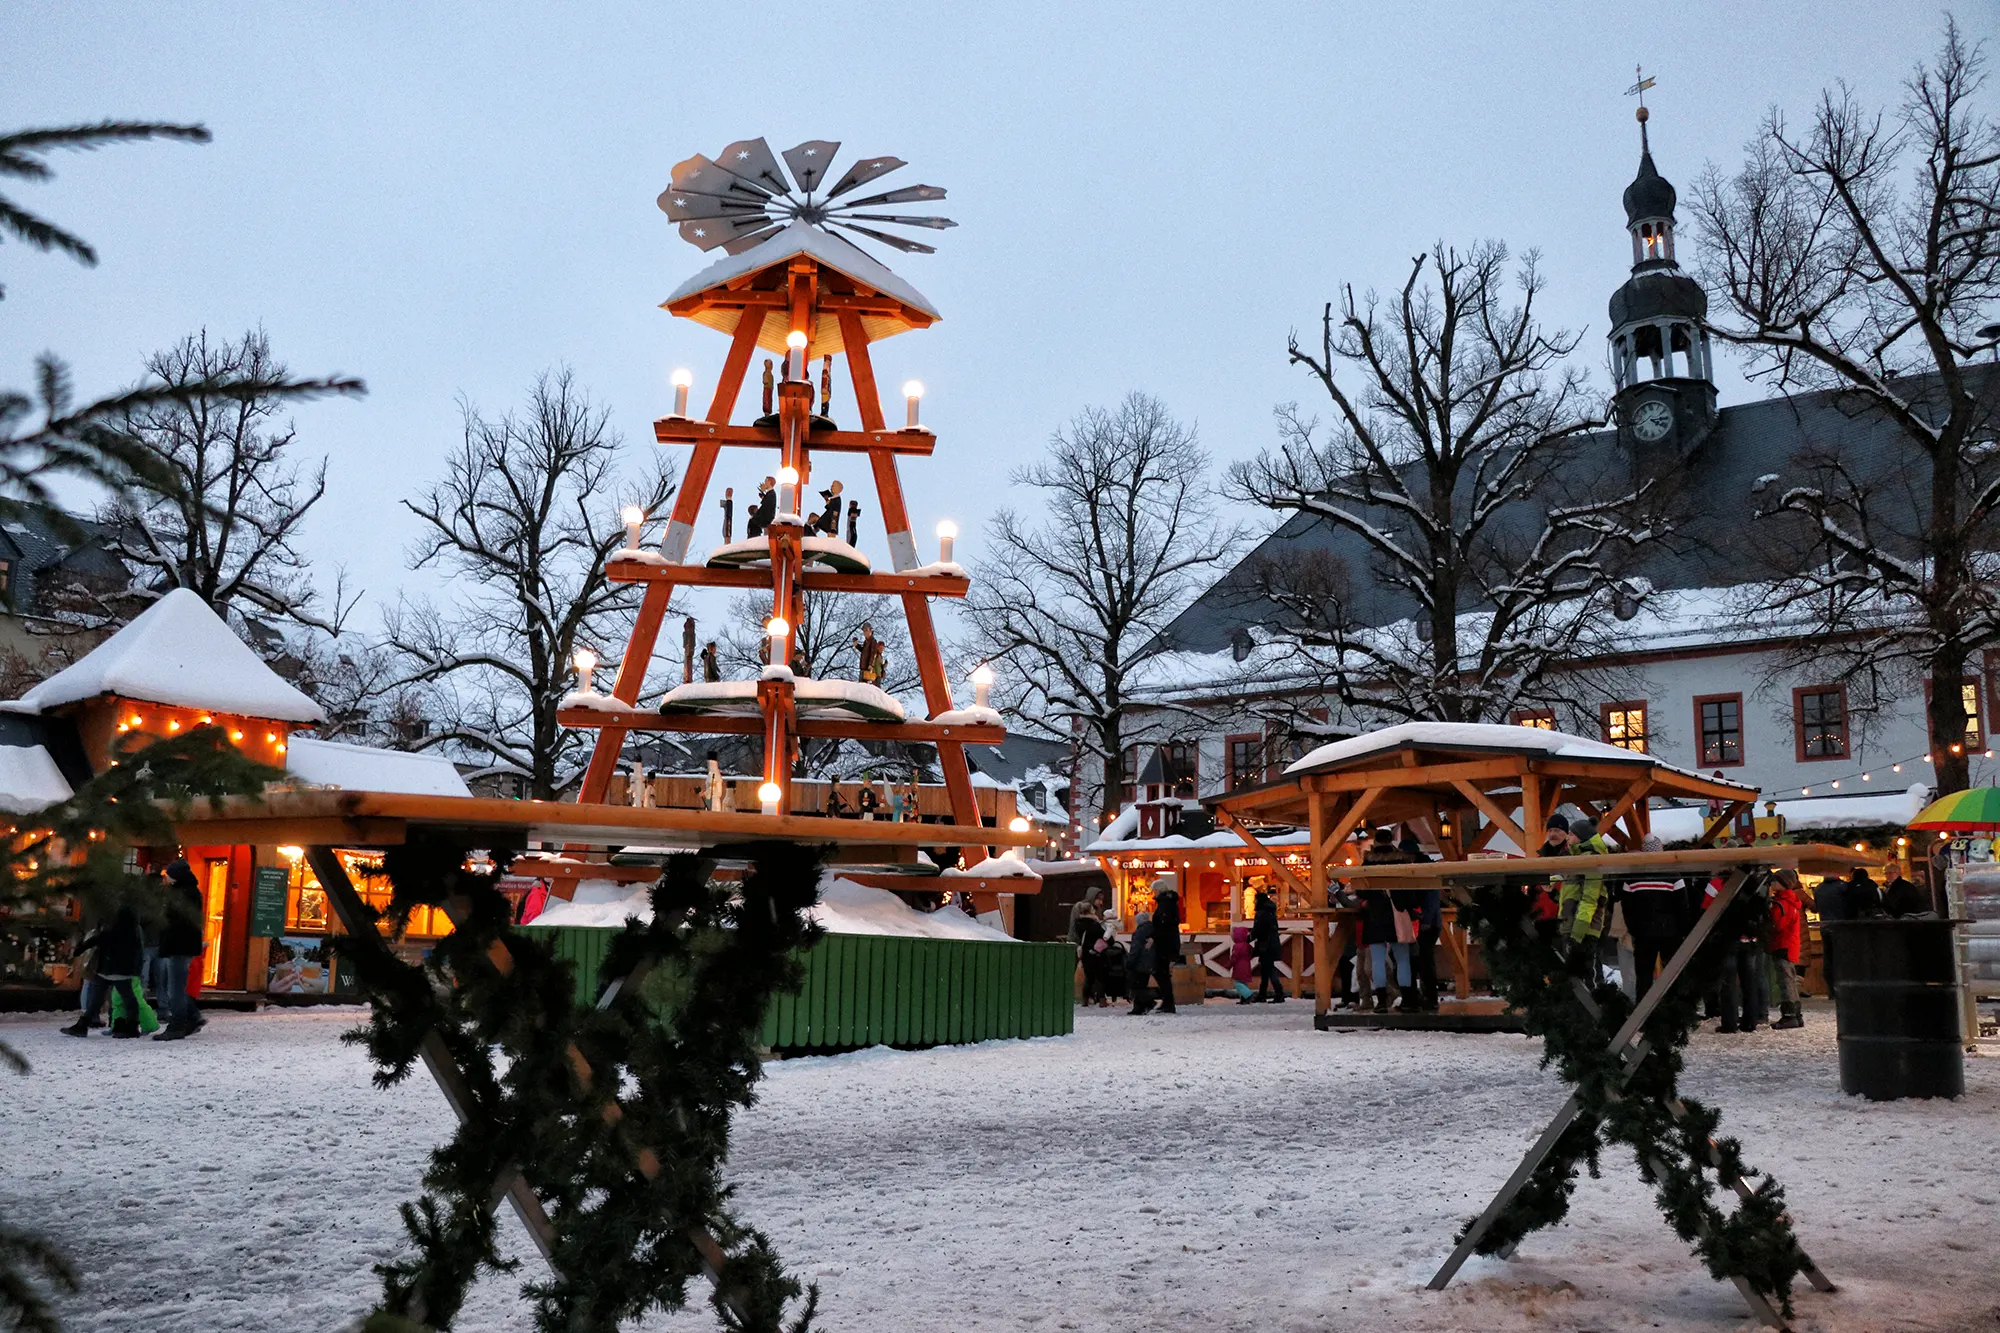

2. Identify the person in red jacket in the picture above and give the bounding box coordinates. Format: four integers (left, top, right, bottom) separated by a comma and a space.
1767, 868, 1806, 1029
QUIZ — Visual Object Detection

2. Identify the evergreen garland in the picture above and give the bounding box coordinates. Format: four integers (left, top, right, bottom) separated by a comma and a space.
341, 834, 826, 1333
1454, 879, 1811, 1314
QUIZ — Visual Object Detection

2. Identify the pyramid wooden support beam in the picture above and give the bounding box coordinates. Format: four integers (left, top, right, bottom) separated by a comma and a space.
573, 250, 996, 863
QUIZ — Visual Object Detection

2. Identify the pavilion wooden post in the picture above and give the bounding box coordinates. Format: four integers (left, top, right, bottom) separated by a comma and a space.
1308, 791, 1330, 1016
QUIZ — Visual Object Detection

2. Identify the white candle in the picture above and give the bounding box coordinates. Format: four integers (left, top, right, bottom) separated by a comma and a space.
777, 465, 798, 516
758, 781, 783, 817
670, 368, 693, 418
971, 662, 994, 709
621, 505, 644, 550
903, 380, 924, 429
573, 648, 598, 692
786, 331, 807, 381
936, 519, 957, 566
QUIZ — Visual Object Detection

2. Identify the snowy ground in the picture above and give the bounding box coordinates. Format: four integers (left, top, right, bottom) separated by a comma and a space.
3, 1000, 1996, 1333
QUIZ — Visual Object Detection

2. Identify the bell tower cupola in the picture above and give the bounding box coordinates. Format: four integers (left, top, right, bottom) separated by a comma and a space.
1608, 75, 1717, 454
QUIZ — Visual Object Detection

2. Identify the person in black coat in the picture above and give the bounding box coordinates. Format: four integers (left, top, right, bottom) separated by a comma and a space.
1847, 868, 1884, 916
1880, 872, 1928, 918
1151, 886, 1182, 1014
1126, 913, 1156, 1015
62, 904, 146, 1038
155, 860, 207, 1039
1076, 913, 1109, 1007
1251, 890, 1286, 1001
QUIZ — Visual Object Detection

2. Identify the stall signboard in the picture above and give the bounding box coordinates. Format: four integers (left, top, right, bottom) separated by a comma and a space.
267, 936, 333, 994
249, 866, 290, 938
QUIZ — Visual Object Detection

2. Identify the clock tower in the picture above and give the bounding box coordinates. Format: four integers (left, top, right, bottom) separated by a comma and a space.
1608, 101, 1717, 456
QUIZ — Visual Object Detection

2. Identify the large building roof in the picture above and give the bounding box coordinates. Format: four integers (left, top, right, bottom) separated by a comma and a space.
1159, 368, 1996, 659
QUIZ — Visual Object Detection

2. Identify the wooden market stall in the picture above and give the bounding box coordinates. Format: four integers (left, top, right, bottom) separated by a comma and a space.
1208, 721, 1766, 1018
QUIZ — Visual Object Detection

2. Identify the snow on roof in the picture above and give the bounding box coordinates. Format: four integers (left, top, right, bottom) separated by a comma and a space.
1285, 721, 1754, 791
1085, 801, 1311, 854
285, 737, 471, 798
14, 589, 324, 723
1651, 784, 1932, 840
531, 871, 1016, 942
0, 744, 72, 814
664, 221, 939, 356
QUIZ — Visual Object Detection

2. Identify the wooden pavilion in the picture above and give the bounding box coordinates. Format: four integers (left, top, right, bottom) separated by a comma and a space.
1210, 721, 1763, 1017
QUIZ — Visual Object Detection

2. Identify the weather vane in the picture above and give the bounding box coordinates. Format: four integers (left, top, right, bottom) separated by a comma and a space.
657, 138, 956, 258
1625, 65, 1657, 147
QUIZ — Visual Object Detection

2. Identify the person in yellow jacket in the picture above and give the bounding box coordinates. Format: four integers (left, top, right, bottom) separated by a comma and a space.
1556, 816, 1612, 943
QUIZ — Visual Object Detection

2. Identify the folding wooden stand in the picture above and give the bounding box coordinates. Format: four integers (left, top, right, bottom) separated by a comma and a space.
563, 247, 997, 880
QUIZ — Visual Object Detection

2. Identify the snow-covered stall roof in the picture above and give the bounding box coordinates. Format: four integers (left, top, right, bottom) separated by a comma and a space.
1085, 801, 1312, 855
662, 221, 938, 356
1285, 721, 1755, 792
285, 737, 471, 798
11, 588, 324, 723
0, 744, 72, 813
531, 872, 1014, 942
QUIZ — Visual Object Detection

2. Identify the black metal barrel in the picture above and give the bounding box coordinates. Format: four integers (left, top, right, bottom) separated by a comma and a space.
1820, 919, 1964, 1100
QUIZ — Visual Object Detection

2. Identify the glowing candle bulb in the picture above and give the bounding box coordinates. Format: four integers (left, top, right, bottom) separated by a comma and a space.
936, 518, 957, 566
766, 615, 790, 640
758, 780, 783, 817
971, 661, 995, 709
622, 505, 644, 550
573, 647, 598, 690
786, 330, 807, 380
903, 380, 924, 429
777, 465, 798, 515
670, 367, 693, 418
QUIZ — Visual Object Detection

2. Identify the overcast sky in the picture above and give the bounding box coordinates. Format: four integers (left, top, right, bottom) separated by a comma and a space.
0, 2, 1980, 641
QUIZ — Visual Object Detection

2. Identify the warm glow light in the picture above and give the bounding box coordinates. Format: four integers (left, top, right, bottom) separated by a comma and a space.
777, 465, 799, 485
117, 723, 129, 733
1009, 815, 1031, 834
1831, 780, 1840, 789
936, 519, 958, 540
1952, 743, 1963, 754
276, 743, 287, 753
758, 781, 783, 804
277, 845, 304, 861
230, 730, 243, 741
573, 648, 598, 675
1893, 763, 1902, 772
766, 616, 790, 638
670, 368, 694, 388
970, 663, 996, 687
903, 379, 924, 400
127, 716, 141, 728
786, 330, 808, 350
1801, 786, 1811, 795
1854, 842, 1866, 852
622, 505, 644, 525
1861, 772, 1870, 781
266, 732, 277, 743
167, 720, 180, 731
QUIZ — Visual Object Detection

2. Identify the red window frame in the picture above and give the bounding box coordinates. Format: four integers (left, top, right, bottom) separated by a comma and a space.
1224, 733, 1262, 791
1923, 676, 1986, 752
1793, 684, 1849, 762
1511, 709, 1556, 730
1692, 692, 1745, 768
1599, 700, 1649, 753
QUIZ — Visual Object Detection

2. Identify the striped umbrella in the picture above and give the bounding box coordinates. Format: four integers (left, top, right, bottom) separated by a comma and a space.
1907, 786, 2000, 831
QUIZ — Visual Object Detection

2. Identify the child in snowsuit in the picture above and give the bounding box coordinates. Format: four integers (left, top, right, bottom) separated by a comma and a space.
1229, 925, 1255, 1003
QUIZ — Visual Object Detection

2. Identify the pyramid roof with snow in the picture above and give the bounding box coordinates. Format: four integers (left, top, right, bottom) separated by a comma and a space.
661, 221, 938, 357
15, 588, 324, 723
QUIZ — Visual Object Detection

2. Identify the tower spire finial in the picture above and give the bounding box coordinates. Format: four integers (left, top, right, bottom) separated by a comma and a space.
1626, 65, 1657, 153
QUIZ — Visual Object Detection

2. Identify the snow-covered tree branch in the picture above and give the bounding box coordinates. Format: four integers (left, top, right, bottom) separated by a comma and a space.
384, 369, 675, 798
1230, 241, 1663, 729
963, 393, 1245, 822
1688, 18, 2000, 793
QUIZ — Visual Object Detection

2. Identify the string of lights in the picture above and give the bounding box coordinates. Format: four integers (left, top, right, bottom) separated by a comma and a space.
1755, 741, 1996, 800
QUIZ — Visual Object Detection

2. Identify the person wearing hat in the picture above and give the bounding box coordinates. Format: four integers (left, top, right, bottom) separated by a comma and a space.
1557, 816, 1612, 944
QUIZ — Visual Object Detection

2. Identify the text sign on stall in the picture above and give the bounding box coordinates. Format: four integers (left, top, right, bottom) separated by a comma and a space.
250, 866, 290, 938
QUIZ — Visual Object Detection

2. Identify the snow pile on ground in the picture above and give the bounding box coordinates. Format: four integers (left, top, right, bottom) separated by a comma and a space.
532, 873, 1013, 942
4, 1002, 1995, 1332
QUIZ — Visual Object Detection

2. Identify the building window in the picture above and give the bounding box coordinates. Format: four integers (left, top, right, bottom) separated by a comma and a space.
0, 559, 11, 595
1119, 745, 1141, 807
1694, 693, 1744, 767
1160, 742, 1197, 797
1512, 709, 1556, 730
1225, 734, 1262, 791
1600, 702, 1648, 753
1794, 686, 1848, 761
1961, 680, 1984, 750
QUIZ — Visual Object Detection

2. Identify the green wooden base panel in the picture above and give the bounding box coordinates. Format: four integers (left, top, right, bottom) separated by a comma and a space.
519, 925, 1075, 1051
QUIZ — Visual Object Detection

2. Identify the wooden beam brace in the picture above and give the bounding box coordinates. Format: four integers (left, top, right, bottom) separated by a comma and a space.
606, 560, 969, 597
652, 419, 938, 457
1316, 786, 1385, 865
1451, 779, 1529, 856
1215, 809, 1309, 902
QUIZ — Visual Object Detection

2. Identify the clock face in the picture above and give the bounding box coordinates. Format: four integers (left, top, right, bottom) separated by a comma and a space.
1631, 398, 1674, 443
